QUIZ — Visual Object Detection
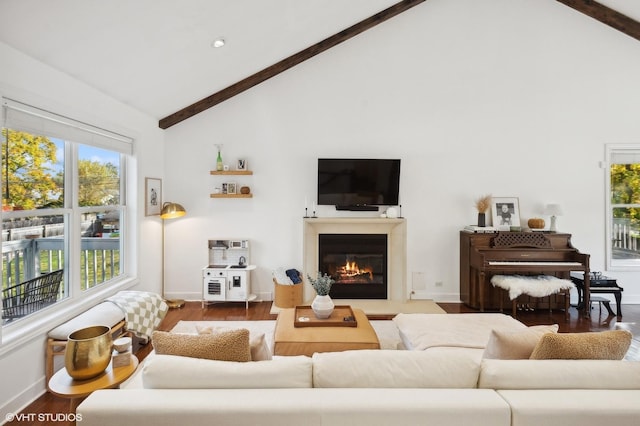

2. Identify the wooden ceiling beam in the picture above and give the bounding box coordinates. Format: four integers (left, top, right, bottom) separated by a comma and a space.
159, 0, 426, 129
556, 0, 640, 42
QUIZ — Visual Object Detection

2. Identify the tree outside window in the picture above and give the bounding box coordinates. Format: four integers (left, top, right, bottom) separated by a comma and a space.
607, 146, 640, 269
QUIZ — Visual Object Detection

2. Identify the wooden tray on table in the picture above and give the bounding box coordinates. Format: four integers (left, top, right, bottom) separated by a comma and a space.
294, 305, 358, 327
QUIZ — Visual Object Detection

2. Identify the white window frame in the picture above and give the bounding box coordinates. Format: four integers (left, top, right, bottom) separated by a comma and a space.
0, 97, 137, 352
605, 143, 640, 271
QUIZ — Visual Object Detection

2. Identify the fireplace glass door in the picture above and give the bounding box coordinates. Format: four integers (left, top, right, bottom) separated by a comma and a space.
318, 233, 387, 299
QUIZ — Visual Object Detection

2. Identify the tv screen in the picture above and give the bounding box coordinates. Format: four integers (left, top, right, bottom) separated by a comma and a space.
317, 158, 400, 208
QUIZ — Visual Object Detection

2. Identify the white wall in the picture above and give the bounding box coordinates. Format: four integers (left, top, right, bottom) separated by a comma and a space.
162, 0, 640, 304
0, 42, 164, 418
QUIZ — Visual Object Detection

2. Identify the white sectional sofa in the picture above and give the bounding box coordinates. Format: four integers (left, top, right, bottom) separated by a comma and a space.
77, 350, 640, 426
76, 313, 640, 426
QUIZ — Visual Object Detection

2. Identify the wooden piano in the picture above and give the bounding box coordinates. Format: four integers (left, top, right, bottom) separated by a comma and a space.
459, 231, 591, 317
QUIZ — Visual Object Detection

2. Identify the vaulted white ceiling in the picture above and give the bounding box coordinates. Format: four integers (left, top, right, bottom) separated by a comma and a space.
0, 0, 638, 122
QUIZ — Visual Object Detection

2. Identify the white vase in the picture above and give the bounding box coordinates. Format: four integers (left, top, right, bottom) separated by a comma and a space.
311, 294, 334, 319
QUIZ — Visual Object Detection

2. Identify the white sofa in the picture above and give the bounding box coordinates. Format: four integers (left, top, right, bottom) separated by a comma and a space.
77, 313, 640, 426
77, 349, 640, 426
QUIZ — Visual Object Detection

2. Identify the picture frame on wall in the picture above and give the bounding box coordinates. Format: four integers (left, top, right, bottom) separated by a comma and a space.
237, 159, 247, 170
227, 182, 237, 195
491, 197, 520, 229
145, 177, 162, 216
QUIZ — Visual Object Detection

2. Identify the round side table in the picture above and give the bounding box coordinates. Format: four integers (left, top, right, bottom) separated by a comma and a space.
48, 355, 139, 414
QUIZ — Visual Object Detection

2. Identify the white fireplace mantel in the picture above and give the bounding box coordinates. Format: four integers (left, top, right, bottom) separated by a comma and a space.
302, 217, 407, 303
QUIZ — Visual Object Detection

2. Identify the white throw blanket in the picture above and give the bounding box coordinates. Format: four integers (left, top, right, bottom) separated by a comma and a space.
490, 275, 574, 300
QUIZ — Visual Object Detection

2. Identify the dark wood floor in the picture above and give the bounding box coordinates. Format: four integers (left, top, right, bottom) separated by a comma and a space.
10, 301, 639, 426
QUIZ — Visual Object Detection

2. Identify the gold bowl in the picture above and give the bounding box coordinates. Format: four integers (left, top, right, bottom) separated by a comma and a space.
64, 325, 112, 380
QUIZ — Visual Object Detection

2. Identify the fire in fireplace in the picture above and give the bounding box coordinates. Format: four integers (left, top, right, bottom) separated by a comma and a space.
318, 233, 387, 299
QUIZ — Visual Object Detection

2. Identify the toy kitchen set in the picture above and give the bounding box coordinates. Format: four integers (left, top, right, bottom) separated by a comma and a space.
202, 239, 257, 309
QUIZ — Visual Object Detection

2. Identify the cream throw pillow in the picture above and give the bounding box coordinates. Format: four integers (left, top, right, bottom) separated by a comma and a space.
196, 325, 272, 361
530, 330, 632, 360
152, 329, 251, 362
483, 324, 559, 359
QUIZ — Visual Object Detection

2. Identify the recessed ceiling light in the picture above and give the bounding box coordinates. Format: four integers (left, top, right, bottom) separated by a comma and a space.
212, 38, 226, 48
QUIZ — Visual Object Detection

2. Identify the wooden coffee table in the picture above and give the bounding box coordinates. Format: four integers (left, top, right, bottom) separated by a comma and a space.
274, 307, 380, 356
48, 355, 139, 413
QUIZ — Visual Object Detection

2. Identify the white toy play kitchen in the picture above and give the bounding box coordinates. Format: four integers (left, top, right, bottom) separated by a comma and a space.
202, 239, 257, 309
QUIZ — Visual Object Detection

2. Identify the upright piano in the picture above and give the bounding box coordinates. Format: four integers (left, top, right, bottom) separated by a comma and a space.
459, 231, 591, 317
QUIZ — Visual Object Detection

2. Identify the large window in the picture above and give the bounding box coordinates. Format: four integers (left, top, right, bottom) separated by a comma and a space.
1, 98, 132, 325
606, 144, 640, 270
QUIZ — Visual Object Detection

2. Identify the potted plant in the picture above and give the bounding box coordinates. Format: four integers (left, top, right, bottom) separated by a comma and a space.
307, 272, 335, 319
475, 194, 491, 227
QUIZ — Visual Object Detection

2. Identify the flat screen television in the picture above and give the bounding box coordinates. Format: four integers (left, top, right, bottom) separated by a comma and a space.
317, 158, 401, 211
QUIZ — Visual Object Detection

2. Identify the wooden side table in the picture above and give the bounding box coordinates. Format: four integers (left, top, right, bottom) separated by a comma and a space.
48, 355, 138, 413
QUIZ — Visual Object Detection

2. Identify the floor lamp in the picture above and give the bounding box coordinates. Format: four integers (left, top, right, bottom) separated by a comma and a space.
161, 202, 186, 309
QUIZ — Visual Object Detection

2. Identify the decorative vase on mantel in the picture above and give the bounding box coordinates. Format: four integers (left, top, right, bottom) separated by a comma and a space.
311, 294, 335, 319
307, 272, 336, 319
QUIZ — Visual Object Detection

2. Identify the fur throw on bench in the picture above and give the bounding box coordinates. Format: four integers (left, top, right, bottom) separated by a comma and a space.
491, 275, 574, 300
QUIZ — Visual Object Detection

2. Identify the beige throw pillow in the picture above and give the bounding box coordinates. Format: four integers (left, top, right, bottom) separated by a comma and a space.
152, 329, 251, 362
196, 325, 272, 361
483, 324, 559, 360
248, 333, 273, 361
530, 330, 632, 360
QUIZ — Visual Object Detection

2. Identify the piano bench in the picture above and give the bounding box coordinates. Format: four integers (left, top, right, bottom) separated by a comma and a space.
505, 291, 571, 321
491, 275, 573, 321
589, 296, 615, 317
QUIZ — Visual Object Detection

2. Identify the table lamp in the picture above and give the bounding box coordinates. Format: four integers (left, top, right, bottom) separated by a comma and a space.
544, 204, 563, 232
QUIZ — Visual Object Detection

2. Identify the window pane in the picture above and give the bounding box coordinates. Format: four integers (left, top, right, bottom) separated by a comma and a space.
2, 214, 67, 324
1, 129, 64, 210
2, 100, 130, 329
611, 207, 640, 260
78, 144, 120, 207
80, 210, 121, 290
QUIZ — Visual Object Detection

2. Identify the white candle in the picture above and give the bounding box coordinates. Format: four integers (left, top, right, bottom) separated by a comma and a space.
312, 201, 316, 212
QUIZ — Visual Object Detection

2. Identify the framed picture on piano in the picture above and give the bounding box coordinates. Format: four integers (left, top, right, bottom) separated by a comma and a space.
491, 197, 520, 229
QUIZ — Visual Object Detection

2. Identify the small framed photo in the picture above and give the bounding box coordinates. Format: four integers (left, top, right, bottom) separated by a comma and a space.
227, 182, 237, 195
221, 183, 228, 194
145, 178, 162, 216
237, 159, 247, 171
491, 197, 520, 229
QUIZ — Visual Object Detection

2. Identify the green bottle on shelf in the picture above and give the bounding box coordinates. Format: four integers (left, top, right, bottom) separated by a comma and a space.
216, 149, 223, 171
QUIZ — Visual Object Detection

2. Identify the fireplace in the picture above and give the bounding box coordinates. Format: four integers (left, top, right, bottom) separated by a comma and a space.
303, 218, 407, 303
319, 234, 387, 299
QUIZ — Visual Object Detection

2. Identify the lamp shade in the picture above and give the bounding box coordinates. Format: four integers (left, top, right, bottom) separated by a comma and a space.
544, 204, 564, 216
161, 202, 186, 219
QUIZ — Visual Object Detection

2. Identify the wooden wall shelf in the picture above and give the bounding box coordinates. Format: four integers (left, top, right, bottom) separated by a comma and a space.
210, 193, 253, 198
210, 170, 253, 175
